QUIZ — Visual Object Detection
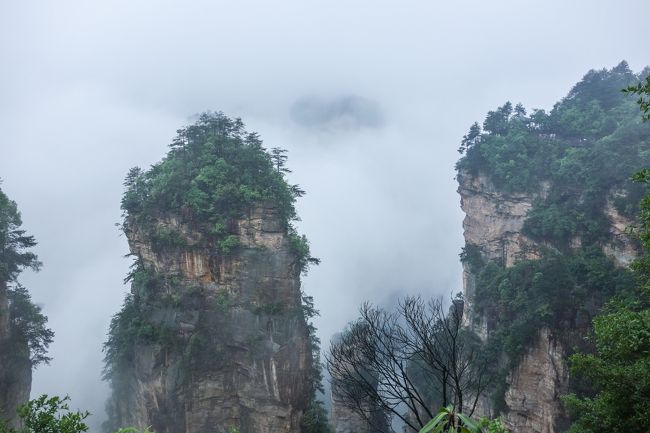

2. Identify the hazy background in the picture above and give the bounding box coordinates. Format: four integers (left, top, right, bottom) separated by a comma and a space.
1, 0, 648, 429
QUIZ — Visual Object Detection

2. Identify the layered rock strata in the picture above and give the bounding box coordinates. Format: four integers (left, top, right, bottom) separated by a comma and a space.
458, 172, 547, 340
458, 171, 637, 433
105, 206, 312, 433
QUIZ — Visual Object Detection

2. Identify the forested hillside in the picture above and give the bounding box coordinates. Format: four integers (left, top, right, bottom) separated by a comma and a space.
457, 62, 650, 432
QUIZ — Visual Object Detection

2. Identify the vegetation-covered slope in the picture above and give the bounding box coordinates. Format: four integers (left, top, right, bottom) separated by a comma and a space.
561, 70, 650, 433
456, 62, 650, 416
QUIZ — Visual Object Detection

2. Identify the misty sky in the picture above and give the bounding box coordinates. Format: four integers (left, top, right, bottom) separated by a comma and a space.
1, 0, 649, 429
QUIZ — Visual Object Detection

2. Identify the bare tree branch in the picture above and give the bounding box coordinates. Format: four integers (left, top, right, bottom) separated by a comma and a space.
326, 295, 490, 433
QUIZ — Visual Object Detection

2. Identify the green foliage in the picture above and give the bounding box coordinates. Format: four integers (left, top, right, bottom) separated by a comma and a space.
299, 293, 333, 433
102, 291, 178, 380
0, 185, 41, 283
623, 71, 650, 122
148, 226, 186, 253
290, 231, 321, 275
563, 306, 650, 433
120, 112, 303, 245
522, 201, 580, 248
0, 184, 52, 370
0, 394, 158, 433
106, 112, 323, 431
300, 400, 333, 433
459, 243, 484, 271
217, 235, 240, 256
418, 406, 507, 433
559, 66, 650, 432
477, 417, 509, 433
109, 263, 186, 360
8, 284, 54, 367
455, 65, 650, 413
0, 395, 89, 433
472, 248, 635, 410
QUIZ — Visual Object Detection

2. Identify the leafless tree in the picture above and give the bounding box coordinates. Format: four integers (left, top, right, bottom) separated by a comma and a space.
326, 295, 489, 433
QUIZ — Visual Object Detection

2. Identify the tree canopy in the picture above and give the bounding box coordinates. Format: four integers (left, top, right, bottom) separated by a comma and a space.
121, 112, 302, 234
562, 65, 650, 433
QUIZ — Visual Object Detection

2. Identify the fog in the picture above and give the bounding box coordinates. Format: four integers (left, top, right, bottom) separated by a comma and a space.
0, 0, 648, 428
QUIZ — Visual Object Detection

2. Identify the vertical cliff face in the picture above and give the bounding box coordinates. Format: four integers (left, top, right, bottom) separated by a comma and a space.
458, 171, 569, 432
502, 328, 569, 433
454, 63, 650, 433
104, 113, 318, 433
458, 170, 637, 433
105, 206, 312, 433
458, 172, 547, 340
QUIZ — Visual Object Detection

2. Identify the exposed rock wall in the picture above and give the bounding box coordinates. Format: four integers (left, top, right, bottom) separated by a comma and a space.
502, 328, 570, 433
458, 172, 547, 267
458, 172, 547, 339
105, 206, 312, 433
457, 170, 637, 433
603, 197, 639, 267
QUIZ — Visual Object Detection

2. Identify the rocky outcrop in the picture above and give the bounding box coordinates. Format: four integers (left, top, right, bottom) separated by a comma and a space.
502, 328, 570, 433
603, 197, 638, 267
457, 171, 638, 433
458, 172, 547, 339
458, 172, 548, 268
105, 206, 312, 433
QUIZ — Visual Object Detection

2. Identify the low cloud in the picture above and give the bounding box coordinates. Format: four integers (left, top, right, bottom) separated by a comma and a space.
290, 95, 384, 131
